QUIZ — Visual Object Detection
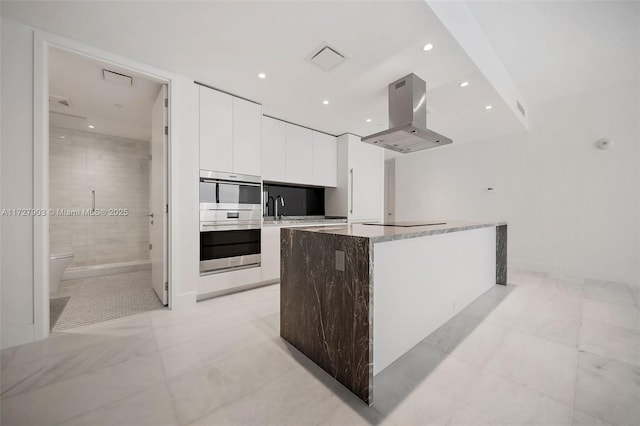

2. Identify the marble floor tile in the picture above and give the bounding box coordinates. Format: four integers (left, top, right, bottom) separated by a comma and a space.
377, 355, 482, 426
169, 339, 302, 425
459, 292, 505, 319
446, 370, 572, 426
629, 285, 640, 308
1, 330, 158, 398
63, 313, 155, 337
572, 410, 613, 426
187, 365, 343, 426
582, 299, 640, 331
448, 320, 510, 368
509, 270, 548, 287
485, 331, 578, 405
574, 351, 640, 426
0, 354, 166, 426
582, 279, 636, 307
579, 319, 640, 367
63, 383, 179, 426
259, 312, 280, 334
159, 320, 271, 379
238, 294, 280, 319
422, 313, 484, 354
153, 305, 257, 350
2, 331, 115, 368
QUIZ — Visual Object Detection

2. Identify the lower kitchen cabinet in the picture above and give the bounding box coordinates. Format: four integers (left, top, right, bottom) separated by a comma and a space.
261, 226, 281, 282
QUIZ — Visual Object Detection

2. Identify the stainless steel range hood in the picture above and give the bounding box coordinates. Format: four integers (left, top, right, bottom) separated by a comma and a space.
362, 73, 452, 153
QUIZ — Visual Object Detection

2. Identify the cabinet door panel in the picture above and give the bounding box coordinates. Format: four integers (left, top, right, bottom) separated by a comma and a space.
285, 124, 313, 185
312, 131, 337, 187
262, 117, 287, 182
199, 86, 232, 172
261, 226, 280, 282
349, 139, 383, 222
232, 98, 262, 176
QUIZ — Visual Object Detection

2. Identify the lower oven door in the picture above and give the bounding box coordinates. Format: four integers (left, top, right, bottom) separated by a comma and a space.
200, 227, 261, 274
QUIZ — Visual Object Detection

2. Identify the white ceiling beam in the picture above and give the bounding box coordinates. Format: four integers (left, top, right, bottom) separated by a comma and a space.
426, 0, 529, 130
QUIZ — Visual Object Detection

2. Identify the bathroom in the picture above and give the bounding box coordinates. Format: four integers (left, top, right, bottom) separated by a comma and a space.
48, 48, 168, 331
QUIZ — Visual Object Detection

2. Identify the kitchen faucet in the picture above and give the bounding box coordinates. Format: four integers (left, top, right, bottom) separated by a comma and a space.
274, 195, 285, 219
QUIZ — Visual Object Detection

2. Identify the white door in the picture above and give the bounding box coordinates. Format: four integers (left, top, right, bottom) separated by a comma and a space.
150, 85, 168, 305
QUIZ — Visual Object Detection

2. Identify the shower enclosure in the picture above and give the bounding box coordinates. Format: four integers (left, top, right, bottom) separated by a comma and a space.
49, 125, 151, 275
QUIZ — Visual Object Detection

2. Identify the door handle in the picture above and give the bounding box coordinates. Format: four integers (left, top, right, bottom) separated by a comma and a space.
350, 168, 354, 214
91, 190, 96, 212
147, 214, 154, 218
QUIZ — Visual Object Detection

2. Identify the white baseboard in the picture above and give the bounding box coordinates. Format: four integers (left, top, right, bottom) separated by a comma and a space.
171, 291, 197, 310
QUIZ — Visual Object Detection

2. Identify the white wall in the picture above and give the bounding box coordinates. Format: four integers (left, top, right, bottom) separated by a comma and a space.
1, 18, 36, 348
395, 81, 639, 286
0, 18, 200, 348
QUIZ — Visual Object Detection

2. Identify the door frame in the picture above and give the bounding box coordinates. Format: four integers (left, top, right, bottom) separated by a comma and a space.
33, 30, 174, 340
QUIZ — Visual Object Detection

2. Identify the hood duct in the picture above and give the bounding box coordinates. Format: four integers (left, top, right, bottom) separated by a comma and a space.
362, 73, 452, 153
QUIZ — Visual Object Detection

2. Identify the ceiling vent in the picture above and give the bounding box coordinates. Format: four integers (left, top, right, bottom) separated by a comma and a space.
101, 69, 133, 87
49, 94, 72, 108
308, 43, 346, 72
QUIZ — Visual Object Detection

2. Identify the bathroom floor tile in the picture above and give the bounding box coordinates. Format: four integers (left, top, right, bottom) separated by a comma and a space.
579, 319, 640, 367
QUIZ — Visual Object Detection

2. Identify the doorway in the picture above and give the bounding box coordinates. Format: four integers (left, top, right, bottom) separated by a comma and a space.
47, 48, 168, 331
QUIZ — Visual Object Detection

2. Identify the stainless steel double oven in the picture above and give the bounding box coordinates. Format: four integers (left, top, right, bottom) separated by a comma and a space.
199, 170, 261, 274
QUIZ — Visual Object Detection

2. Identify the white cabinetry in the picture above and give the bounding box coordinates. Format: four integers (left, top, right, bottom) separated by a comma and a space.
198, 84, 261, 175
261, 118, 337, 187
261, 226, 280, 282
199, 86, 232, 172
312, 131, 337, 187
232, 98, 262, 176
349, 136, 383, 222
326, 134, 384, 223
261, 117, 287, 182
285, 124, 313, 184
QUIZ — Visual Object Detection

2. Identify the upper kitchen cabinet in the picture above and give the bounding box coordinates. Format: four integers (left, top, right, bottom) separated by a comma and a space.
199, 85, 232, 173
198, 84, 262, 176
312, 131, 337, 187
262, 116, 287, 182
232, 97, 262, 176
285, 124, 313, 184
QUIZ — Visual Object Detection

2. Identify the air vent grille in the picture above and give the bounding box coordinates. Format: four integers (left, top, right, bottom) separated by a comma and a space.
307, 43, 346, 72
102, 69, 133, 87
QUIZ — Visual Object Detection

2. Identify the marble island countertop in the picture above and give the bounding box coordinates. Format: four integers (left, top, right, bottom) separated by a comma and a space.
294, 220, 507, 243
263, 216, 348, 226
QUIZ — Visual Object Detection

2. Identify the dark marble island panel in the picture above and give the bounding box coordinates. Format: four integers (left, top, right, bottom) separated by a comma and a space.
280, 228, 372, 403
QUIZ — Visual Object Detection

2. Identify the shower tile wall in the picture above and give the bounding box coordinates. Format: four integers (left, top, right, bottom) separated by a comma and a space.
50, 127, 150, 267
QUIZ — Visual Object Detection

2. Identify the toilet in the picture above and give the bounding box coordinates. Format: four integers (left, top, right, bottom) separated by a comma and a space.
50, 253, 73, 293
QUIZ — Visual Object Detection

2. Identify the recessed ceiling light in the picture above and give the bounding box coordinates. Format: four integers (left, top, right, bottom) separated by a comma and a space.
459, 81, 469, 87
258, 73, 266, 79
322, 100, 329, 105
423, 43, 434, 51
485, 105, 493, 110
366, 118, 372, 122
59, 136, 66, 139
88, 125, 95, 129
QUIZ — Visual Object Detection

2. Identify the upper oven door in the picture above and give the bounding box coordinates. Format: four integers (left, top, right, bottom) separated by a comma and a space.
200, 170, 261, 210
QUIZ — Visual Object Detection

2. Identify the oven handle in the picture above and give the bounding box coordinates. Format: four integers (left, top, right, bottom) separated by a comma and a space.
200, 178, 261, 187
215, 183, 220, 204
200, 223, 262, 231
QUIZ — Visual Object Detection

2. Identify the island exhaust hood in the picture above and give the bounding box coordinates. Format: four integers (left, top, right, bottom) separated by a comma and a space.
362, 73, 452, 153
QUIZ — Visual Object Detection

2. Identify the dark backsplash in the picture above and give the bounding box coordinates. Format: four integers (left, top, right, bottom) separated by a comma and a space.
263, 183, 325, 217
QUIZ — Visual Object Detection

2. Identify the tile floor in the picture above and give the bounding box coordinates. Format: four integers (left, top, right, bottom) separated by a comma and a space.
1, 270, 639, 426
50, 270, 164, 331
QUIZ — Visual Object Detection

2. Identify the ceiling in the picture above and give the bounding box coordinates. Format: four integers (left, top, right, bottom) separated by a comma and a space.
49, 48, 162, 141
2, 1, 639, 153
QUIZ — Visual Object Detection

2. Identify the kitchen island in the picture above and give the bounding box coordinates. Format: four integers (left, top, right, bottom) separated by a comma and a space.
280, 221, 507, 405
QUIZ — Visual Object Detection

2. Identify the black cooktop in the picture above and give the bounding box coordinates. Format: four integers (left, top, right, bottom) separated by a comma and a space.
362, 221, 447, 228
